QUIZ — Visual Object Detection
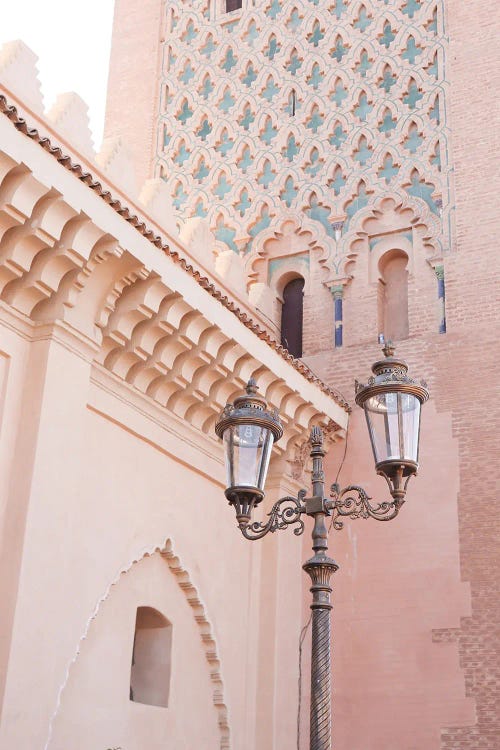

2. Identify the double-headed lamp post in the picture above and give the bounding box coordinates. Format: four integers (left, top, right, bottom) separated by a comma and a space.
215, 343, 428, 750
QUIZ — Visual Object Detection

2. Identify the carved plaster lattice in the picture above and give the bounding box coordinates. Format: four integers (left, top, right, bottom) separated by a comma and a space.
155, 0, 450, 273
44, 540, 230, 750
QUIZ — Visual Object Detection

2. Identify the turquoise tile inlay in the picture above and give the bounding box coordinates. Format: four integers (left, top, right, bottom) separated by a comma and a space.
401, 36, 422, 65
194, 157, 210, 182
354, 6, 372, 32
404, 81, 423, 109
329, 123, 347, 149
306, 194, 334, 237
402, 0, 421, 19
287, 9, 302, 31
196, 118, 212, 141
200, 35, 215, 57
427, 7, 438, 34
218, 89, 236, 113
235, 188, 251, 216
306, 106, 324, 133
194, 198, 207, 217
266, 0, 281, 20
181, 19, 197, 43
237, 145, 252, 173
345, 182, 369, 223
221, 47, 238, 72
176, 100, 193, 124
379, 67, 397, 93
356, 50, 372, 77
280, 176, 298, 207
173, 182, 188, 209
248, 205, 271, 239
262, 76, 280, 101
180, 61, 195, 84
329, 166, 345, 195
379, 21, 395, 49
287, 51, 302, 75
331, 79, 348, 106
242, 62, 258, 86
354, 92, 373, 121
379, 110, 396, 134
429, 95, 440, 124
331, 36, 348, 62
431, 141, 441, 170
308, 20, 324, 47
308, 62, 324, 90
200, 76, 214, 100
174, 142, 190, 166
331, 0, 347, 20
260, 117, 278, 144
353, 136, 372, 165
404, 124, 423, 153
215, 216, 238, 252
284, 133, 299, 161
247, 20, 259, 44
213, 173, 232, 199
304, 147, 322, 177
163, 128, 171, 147
216, 131, 235, 156
258, 160, 276, 188
426, 53, 438, 79
406, 171, 439, 213
265, 35, 280, 60
239, 105, 255, 130
378, 153, 399, 183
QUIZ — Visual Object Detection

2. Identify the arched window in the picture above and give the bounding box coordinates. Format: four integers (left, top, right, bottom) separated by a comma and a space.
378, 250, 409, 341
281, 277, 304, 357
130, 606, 172, 708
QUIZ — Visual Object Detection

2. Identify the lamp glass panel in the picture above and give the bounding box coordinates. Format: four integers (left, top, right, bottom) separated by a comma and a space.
223, 424, 274, 491
364, 392, 421, 464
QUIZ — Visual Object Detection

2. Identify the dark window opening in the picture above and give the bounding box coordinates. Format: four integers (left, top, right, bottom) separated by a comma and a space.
290, 89, 296, 116
225, 0, 242, 12
130, 606, 172, 708
281, 277, 304, 358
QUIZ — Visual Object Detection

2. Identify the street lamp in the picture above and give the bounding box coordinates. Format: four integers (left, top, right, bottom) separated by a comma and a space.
215, 343, 428, 750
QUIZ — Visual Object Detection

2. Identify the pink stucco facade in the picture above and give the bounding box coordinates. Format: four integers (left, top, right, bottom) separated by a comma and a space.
0, 0, 499, 747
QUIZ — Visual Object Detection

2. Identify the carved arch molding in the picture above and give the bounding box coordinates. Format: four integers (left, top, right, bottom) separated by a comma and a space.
44, 540, 231, 750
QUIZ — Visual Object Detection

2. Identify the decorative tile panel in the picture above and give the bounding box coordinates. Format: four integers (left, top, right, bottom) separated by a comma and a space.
155, 0, 450, 267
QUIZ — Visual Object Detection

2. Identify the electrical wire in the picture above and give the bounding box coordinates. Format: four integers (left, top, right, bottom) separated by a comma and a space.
296, 612, 312, 750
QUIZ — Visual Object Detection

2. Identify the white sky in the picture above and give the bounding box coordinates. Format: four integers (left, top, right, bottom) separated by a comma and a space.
1, 1, 115, 148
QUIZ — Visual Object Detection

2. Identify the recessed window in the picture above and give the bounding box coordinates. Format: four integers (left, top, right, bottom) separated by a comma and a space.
378, 250, 409, 341
281, 277, 304, 358
130, 606, 172, 708
225, 0, 242, 12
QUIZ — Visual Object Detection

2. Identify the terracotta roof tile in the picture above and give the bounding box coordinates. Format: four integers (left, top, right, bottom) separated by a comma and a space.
0, 94, 350, 412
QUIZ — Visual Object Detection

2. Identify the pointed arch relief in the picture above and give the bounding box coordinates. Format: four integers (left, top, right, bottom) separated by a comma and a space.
44, 539, 231, 750
340, 191, 442, 282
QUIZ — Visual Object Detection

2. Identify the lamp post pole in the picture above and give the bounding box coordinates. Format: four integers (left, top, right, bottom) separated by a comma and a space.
215, 345, 428, 750
302, 428, 338, 750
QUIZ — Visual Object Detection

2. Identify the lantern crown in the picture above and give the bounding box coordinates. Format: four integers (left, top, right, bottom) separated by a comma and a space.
215, 379, 283, 442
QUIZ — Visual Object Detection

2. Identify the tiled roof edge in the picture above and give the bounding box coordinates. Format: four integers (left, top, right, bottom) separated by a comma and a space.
0, 94, 350, 413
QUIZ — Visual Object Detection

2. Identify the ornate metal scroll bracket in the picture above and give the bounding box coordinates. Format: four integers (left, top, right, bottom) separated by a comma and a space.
238, 489, 307, 540
327, 483, 402, 530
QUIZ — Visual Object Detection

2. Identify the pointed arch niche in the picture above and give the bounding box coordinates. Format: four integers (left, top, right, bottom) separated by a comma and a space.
340, 195, 444, 346
246, 217, 331, 353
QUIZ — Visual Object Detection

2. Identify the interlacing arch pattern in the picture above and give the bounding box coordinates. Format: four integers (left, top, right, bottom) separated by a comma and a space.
155, 0, 450, 261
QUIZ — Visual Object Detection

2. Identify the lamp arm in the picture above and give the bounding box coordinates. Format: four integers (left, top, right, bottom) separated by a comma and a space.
238, 489, 307, 540
327, 483, 402, 530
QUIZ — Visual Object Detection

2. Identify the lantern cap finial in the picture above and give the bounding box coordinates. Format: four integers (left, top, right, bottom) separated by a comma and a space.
215, 378, 283, 442
355, 345, 429, 407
